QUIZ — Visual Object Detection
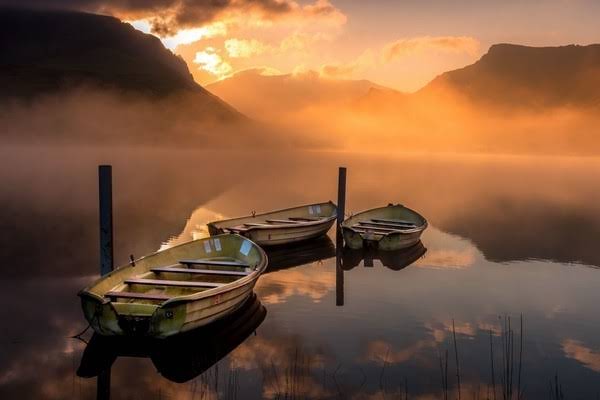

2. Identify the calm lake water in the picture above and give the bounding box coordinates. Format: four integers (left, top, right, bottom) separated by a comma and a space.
1, 146, 600, 399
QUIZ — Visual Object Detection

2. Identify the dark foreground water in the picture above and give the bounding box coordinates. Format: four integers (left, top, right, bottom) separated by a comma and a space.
1, 146, 600, 399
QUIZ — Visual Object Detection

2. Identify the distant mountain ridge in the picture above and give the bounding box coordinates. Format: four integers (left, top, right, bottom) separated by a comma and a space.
420, 43, 600, 108
207, 68, 396, 120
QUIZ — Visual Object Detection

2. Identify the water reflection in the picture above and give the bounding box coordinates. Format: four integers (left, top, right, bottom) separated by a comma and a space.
78, 294, 265, 395
340, 241, 427, 271
265, 236, 336, 272
3, 147, 600, 399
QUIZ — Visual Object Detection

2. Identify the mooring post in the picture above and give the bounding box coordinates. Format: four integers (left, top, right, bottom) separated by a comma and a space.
335, 167, 346, 306
97, 367, 111, 400
99, 165, 114, 276
337, 167, 346, 228
335, 234, 344, 306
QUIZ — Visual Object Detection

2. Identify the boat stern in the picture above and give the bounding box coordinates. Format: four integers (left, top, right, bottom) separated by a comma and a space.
80, 291, 186, 337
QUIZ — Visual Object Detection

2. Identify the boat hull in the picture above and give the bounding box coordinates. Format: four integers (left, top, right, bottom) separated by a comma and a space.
80, 280, 257, 338
79, 234, 267, 338
208, 202, 337, 246
341, 204, 428, 251
243, 218, 335, 246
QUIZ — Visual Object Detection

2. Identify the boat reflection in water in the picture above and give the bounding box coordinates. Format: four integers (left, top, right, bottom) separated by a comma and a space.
264, 235, 336, 272
340, 240, 427, 271
77, 293, 266, 395
336, 239, 427, 306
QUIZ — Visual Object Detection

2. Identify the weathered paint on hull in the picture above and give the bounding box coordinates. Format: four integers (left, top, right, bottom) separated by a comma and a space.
342, 228, 423, 250
79, 234, 267, 338
80, 280, 258, 338
247, 219, 335, 246
341, 204, 428, 251
208, 201, 337, 246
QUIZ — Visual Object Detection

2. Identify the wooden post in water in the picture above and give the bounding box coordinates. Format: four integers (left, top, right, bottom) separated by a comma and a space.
336, 167, 346, 228
99, 165, 114, 276
335, 167, 346, 306
335, 234, 344, 306
96, 368, 111, 400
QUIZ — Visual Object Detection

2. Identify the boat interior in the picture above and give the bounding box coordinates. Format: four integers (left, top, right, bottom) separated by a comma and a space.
224, 216, 332, 233
210, 202, 337, 234
348, 218, 420, 235
105, 258, 253, 304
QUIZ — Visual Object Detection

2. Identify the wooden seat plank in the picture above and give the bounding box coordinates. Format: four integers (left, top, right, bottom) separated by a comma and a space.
125, 278, 224, 288
265, 219, 302, 224
105, 291, 170, 301
349, 228, 391, 235
289, 217, 323, 221
353, 224, 401, 232
360, 221, 416, 229
370, 218, 417, 226
179, 259, 249, 267
224, 226, 248, 232
152, 267, 249, 276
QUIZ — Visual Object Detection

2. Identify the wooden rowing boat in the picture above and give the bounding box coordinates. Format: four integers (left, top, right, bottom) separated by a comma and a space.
78, 294, 266, 383
341, 204, 428, 250
207, 201, 337, 246
78, 234, 267, 338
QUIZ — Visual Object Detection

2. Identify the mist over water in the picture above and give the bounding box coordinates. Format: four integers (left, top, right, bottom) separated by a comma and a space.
2, 141, 600, 399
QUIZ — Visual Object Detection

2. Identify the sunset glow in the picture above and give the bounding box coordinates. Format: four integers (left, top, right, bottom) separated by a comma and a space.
117, 0, 600, 91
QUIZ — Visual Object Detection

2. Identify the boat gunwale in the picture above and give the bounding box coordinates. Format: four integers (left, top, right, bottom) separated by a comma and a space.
78, 234, 268, 308
207, 201, 337, 232
234, 215, 336, 232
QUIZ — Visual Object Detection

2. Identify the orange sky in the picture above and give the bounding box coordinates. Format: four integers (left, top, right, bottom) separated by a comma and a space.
120, 0, 600, 92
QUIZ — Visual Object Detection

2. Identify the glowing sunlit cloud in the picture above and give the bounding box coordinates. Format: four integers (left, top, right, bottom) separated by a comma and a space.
129, 19, 152, 34
225, 38, 271, 58
194, 47, 233, 78
562, 339, 600, 372
383, 36, 480, 62
129, 19, 227, 50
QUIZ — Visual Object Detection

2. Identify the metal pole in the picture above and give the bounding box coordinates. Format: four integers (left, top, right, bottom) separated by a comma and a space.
99, 165, 113, 276
336, 167, 346, 227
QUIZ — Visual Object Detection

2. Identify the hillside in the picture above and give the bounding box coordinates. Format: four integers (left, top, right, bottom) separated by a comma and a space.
0, 8, 266, 146
0, 8, 240, 119
420, 43, 600, 109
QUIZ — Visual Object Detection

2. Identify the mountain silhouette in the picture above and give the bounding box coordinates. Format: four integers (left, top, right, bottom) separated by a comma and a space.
420, 43, 600, 109
0, 7, 240, 119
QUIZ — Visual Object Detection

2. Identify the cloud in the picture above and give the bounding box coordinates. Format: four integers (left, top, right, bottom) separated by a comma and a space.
383, 36, 480, 62
319, 36, 479, 79
7, 0, 345, 35
225, 38, 271, 58
193, 47, 233, 77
